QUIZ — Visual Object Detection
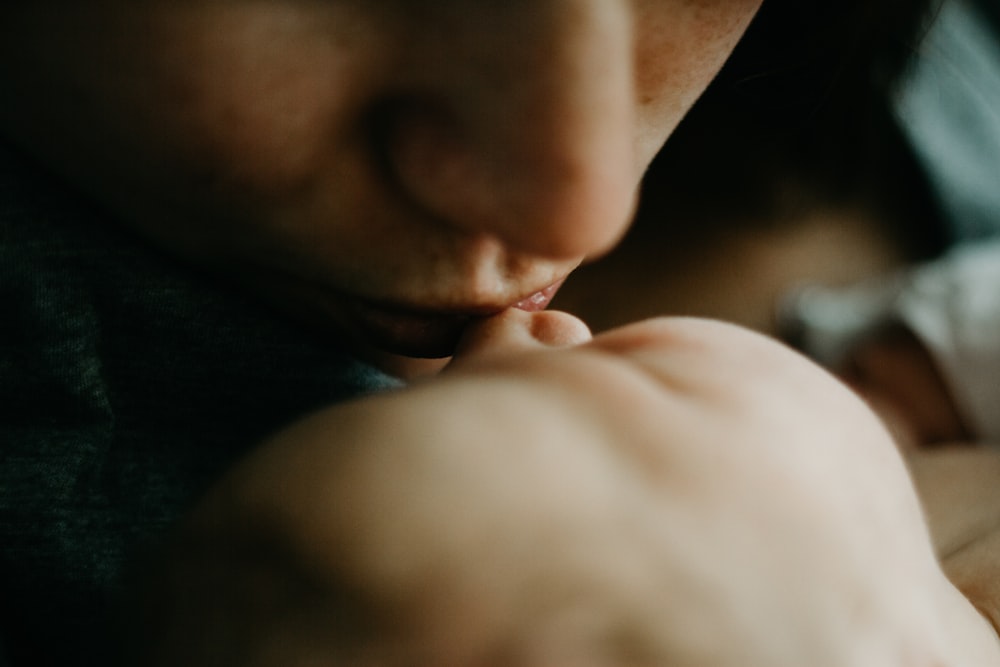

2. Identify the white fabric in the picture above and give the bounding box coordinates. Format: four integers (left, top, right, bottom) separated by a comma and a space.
895, 0, 1000, 241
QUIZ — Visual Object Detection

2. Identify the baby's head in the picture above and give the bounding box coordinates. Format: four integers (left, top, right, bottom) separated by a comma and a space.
0, 0, 760, 365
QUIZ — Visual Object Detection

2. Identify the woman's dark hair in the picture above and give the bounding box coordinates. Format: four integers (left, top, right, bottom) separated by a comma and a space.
639, 0, 948, 258
717, 0, 940, 121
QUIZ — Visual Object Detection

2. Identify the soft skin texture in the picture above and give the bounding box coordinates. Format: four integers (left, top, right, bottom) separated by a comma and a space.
143, 315, 1000, 666
0, 0, 759, 364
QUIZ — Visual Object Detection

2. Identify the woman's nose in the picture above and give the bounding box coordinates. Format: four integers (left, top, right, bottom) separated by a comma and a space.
383, 0, 639, 261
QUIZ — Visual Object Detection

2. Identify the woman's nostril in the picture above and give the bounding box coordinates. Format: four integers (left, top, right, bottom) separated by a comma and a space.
368, 99, 446, 190
367, 96, 485, 224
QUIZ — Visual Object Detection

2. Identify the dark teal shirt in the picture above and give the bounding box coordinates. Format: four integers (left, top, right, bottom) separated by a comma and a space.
0, 145, 399, 666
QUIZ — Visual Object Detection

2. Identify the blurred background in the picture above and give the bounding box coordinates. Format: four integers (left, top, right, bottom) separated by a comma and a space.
555, 0, 1000, 335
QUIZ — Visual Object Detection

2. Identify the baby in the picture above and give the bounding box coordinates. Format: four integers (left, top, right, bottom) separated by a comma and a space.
126, 313, 998, 665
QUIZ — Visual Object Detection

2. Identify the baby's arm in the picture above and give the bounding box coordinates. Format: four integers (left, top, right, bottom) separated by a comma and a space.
122, 314, 998, 666
910, 446, 1000, 641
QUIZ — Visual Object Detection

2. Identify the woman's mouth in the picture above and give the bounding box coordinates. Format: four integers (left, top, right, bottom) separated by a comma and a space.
347, 279, 567, 359
513, 281, 564, 312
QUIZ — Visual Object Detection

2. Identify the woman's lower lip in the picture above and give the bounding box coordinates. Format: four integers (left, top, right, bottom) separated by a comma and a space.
349, 302, 476, 359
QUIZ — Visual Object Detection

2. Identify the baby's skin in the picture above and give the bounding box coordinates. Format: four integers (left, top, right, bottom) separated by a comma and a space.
132, 313, 1000, 666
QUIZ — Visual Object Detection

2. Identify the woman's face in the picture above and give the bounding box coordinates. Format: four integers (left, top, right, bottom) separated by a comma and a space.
0, 0, 760, 362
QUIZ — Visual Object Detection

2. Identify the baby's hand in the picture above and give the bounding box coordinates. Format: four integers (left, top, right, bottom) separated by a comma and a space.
838, 325, 971, 449
139, 313, 999, 666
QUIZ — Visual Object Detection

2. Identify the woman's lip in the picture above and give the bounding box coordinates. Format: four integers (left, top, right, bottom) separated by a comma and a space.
347, 278, 568, 358
513, 280, 565, 312
348, 302, 473, 358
